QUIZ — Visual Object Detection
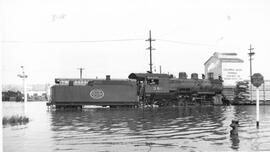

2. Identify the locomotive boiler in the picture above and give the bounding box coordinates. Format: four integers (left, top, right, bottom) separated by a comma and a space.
48, 72, 223, 109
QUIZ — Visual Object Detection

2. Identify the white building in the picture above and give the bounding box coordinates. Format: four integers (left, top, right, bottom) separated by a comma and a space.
204, 52, 244, 100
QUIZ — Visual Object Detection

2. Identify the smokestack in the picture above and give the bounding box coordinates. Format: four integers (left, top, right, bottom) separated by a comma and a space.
179, 72, 187, 79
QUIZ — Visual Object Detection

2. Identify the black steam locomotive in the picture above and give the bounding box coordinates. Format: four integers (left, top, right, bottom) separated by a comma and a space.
129, 72, 223, 106
48, 72, 223, 108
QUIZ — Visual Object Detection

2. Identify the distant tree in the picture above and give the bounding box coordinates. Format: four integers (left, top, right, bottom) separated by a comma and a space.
2, 90, 23, 101
233, 81, 250, 105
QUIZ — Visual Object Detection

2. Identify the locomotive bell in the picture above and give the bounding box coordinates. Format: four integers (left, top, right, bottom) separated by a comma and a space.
202, 74, 205, 79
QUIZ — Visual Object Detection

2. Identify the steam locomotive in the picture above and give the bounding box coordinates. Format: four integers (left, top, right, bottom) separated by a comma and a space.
48, 72, 223, 109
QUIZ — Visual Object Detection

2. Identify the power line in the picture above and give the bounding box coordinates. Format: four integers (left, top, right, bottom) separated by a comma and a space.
156, 39, 215, 47
1, 38, 216, 47
0, 38, 144, 44
44, 38, 144, 43
1, 37, 230, 51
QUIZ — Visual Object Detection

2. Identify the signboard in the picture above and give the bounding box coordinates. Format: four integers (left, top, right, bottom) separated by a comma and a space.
252, 73, 264, 88
222, 62, 244, 86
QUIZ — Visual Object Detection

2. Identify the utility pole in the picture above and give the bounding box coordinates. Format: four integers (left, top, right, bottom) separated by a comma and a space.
263, 82, 266, 104
146, 30, 155, 73
77, 67, 84, 79
159, 65, 162, 74
0, 48, 2, 152
248, 44, 255, 103
17, 66, 28, 114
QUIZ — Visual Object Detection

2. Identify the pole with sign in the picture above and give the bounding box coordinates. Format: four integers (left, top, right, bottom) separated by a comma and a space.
252, 73, 264, 128
18, 66, 28, 114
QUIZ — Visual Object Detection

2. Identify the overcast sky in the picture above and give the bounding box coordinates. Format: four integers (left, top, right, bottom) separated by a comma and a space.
1, 0, 270, 84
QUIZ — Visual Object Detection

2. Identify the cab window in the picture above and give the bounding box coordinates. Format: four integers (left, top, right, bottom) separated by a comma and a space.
147, 79, 159, 85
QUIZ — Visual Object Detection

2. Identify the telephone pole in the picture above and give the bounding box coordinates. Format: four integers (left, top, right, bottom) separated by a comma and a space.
17, 66, 28, 114
248, 44, 255, 103
146, 30, 155, 73
77, 67, 84, 79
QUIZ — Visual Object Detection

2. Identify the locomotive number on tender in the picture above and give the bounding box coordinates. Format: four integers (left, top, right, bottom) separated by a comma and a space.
90, 89, 104, 99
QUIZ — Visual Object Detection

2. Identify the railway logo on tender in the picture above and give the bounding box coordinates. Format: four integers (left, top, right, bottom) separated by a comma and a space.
90, 89, 104, 99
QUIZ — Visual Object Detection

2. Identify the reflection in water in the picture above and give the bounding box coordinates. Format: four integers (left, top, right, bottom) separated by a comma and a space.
230, 133, 240, 150
49, 107, 230, 151
230, 120, 239, 149
3, 103, 270, 152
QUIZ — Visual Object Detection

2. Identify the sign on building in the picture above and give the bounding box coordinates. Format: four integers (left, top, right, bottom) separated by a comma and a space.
222, 62, 244, 86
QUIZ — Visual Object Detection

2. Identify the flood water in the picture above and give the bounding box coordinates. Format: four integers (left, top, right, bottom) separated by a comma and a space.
3, 102, 270, 152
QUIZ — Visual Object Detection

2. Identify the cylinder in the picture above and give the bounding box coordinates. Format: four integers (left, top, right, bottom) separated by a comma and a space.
191, 73, 198, 80
179, 72, 187, 79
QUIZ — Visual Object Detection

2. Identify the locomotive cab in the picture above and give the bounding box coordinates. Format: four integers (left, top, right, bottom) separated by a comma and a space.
145, 77, 170, 94
128, 73, 170, 94
128, 73, 171, 99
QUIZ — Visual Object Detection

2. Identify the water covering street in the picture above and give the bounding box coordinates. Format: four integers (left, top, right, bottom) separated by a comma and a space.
3, 102, 270, 152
